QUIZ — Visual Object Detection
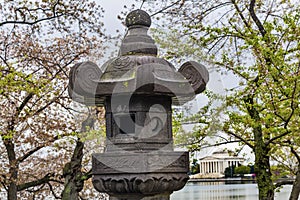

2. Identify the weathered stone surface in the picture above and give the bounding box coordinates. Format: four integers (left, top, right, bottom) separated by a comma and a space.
92, 173, 188, 195
110, 193, 170, 200
68, 10, 209, 106
122, 10, 156, 56
92, 152, 189, 174
178, 61, 209, 94
69, 55, 196, 105
68, 61, 102, 97
92, 151, 189, 198
104, 95, 173, 151
125, 9, 151, 28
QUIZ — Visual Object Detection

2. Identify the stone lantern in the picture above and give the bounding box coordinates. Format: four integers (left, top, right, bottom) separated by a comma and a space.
68, 9, 209, 200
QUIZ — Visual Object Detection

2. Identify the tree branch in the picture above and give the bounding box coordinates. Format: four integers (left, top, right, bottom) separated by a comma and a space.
81, 169, 92, 181
47, 182, 61, 199
231, 0, 251, 29
0, 178, 8, 191
17, 173, 54, 191
249, 0, 266, 36
291, 146, 300, 164
267, 130, 291, 146
150, 0, 181, 17
283, 64, 299, 129
202, 2, 233, 19
0, 14, 64, 27
32, 86, 67, 116
275, 180, 294, 188
224, 129, 254, 149
17, 93, 34, 115
200, 139, 252, 150
214, 60, 249, 80
17, 133, 68, 163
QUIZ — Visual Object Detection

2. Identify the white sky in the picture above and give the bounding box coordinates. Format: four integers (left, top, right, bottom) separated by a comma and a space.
97, 0, 136, 33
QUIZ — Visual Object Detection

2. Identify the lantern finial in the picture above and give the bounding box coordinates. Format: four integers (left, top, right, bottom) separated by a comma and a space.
125, 9, 151, 28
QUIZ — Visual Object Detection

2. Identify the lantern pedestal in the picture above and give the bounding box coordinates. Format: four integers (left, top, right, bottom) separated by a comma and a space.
92, 152, 189, 198
109, 193, 170, 200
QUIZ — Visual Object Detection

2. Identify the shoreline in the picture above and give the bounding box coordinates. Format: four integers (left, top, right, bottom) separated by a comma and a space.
188, 177, 294, 184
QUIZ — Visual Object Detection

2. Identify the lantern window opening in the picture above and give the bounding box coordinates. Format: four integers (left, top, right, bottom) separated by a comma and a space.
115, 112, 136, 135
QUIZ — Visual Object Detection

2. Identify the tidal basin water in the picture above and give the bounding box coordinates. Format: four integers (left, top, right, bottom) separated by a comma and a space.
171, 182, 293, 200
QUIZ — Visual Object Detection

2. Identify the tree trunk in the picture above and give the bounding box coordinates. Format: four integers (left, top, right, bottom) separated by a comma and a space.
255, 147, 274, 200
4, 139, 18, 200
61, 140, 84, 200
7, 170, 18, 200
253, 121, 274, 200
289, 164, 300, 200
61, 115, 95, 200
245, 96, 274, 200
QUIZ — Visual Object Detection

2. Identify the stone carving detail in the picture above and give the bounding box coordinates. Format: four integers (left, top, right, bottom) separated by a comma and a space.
92, 173, 189, 195
110, 56, 172, 70
70, 61, 102, 96
178, 61, 209, 94
112, 57, 133, 69
92, 152, 189, 174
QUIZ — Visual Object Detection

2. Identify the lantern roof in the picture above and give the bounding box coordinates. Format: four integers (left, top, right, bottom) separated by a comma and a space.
69, 9, 209, 105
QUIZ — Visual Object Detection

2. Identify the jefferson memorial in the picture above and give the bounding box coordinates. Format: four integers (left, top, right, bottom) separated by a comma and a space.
195, 149, 245, 178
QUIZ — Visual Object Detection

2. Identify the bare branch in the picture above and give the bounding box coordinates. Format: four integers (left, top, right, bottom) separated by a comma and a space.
291, 146, 300, 164
17, 173, 55, 191
200, 140, 250, 149
140, 0, 146, 9
150, 0, 181, 17
17, 133, 68, 163
275, 180, 294, 188
0, 14, 64, 27
25, 184, 46, 193
0, 178, 8, 191
47, 182, 62, 199
262, 0, 276, 24
249, 0, 266, 36
231, 0, 251, 29
267, 130, 291, 146
32, 86, 67, 116
17, 93, 34, 115
224, 129, 254, 149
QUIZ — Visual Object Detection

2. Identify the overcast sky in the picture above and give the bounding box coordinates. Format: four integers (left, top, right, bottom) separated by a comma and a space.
98, 0, 136, 33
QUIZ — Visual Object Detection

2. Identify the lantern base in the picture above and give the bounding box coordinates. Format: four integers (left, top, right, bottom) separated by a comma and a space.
92, 151, 189, 197
109, 193, 170, 200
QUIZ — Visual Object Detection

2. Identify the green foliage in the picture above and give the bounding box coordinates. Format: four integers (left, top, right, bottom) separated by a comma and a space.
172, 91, 226, 150
0, 0, 106, 199
271, 165, 290, 179
149, 0, 300, 199
234, 165, 251, 175
172, 108, 186, 145
224, 166, 235, 178
190, 159, 200, 174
